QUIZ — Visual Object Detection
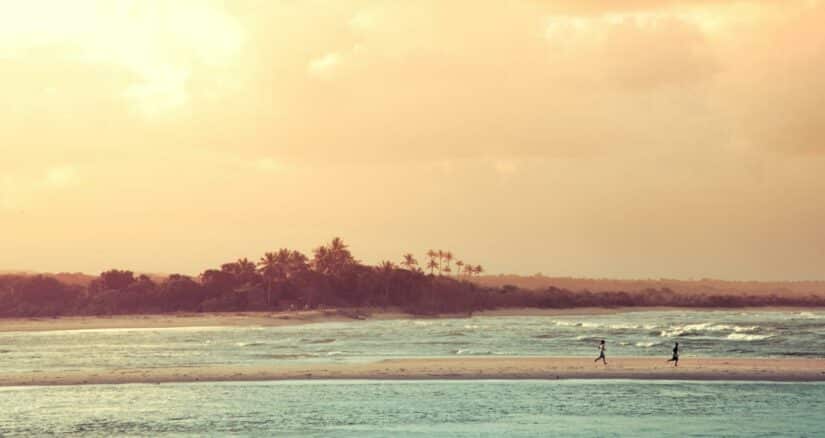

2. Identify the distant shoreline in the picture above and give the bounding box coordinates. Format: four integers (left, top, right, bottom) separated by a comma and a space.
3, 357, 824, 387
1, 306, 823, 333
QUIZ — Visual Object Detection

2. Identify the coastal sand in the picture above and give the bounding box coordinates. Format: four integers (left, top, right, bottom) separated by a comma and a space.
2, 357, 824, 386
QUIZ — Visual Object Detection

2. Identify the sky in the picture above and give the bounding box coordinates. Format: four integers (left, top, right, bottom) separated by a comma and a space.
1, 0, 824, 280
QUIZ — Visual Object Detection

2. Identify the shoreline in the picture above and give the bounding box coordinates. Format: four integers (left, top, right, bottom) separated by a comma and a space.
1, 306, 822, 333
2, 357, 824, 387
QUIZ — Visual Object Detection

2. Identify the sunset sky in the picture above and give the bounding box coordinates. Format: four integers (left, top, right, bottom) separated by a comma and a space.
1, 0, 824, 280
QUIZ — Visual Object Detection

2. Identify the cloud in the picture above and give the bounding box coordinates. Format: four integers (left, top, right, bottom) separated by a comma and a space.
492, 159, 519, 177
44, 165, 78, 188
533, 0, 791, 16
250, 157, 288, 173
122, 65, 190, 118
0, 0, 243, 119
2, 0, 825, 279
725, 2, 825, 154
602, 16, 718, 89
307, 52, 342, 78
349, 8, 382, 31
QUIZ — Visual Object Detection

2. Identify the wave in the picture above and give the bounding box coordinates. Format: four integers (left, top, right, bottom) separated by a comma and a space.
302, 338, 336, 344
726, 333, 772, 341
553, 321, 657, 330
454, 349, 492, 355
796, 312, 825, 319
263, 353, 322, 360
659, 323, 760, 338
409, 341, 466, 346
634, 341, 659, 348
236, 342, 267, 348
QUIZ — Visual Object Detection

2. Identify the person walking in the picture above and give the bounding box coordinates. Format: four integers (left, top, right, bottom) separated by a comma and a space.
595, 339, 607, 365
666, 342, 680, 367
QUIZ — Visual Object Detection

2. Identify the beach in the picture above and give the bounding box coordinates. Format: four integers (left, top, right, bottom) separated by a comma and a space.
3, 357, 824, 386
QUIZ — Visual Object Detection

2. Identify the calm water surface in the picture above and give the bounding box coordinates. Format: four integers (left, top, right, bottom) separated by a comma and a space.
1, 380, 824, 437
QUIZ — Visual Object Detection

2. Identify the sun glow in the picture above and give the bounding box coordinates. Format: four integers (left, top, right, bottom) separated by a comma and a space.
0, 0, 243, 117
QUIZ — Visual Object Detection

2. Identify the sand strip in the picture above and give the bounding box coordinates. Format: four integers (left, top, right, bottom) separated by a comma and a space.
2, 357, 824, 386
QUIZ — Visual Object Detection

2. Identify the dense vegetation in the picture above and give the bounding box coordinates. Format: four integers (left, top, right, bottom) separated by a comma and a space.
1, 238, 824, 318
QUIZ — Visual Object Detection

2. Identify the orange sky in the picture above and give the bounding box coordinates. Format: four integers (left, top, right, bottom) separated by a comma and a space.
1, 0, 824, 280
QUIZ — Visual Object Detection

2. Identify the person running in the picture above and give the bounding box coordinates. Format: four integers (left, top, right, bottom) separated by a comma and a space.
666, 342, 680, 367
594, 340, 607, 365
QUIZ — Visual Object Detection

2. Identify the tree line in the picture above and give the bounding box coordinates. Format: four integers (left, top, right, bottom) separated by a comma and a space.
1, 237, 823, 318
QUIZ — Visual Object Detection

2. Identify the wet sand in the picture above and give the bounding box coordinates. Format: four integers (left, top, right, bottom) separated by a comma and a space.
2, 357, 824, 386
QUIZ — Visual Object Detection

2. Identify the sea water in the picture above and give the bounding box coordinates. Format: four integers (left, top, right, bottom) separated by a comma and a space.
1, 310, 824, 436
1, 380, 824, 437
0, 310, 823, 374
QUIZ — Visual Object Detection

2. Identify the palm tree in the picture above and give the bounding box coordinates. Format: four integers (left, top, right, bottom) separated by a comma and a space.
426, 250, 437, 274
464, 264, 474, 276
312, 237, 355, 276
444, 251, 454, 275
426, 258, 438, 275
221, 258, 258, 284
257, 251, 282, 306
329, 237, 347, 253
473, 265, 484, 277
237, 258, 256, 275
401, 253, 418, 272
455, 260, 464, 278
436, 250, 445, 275
426, 249, 437, 264
258, 249, 308, 307
377, 260, 397, 307
286, 251, 309, 276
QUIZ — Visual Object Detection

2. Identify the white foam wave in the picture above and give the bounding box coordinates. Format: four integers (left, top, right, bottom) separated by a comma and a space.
634, 341, 659, 348
726, 333, 771, 341
659, 323, 760, 337
553, 321, 658, 331
236, 342, 266, 347
455, 349, 492, 355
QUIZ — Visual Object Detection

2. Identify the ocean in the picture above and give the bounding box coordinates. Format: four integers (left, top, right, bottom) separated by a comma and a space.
2, 380, 824, 437
1, 310, 824, 436
1, 310, 823, 374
